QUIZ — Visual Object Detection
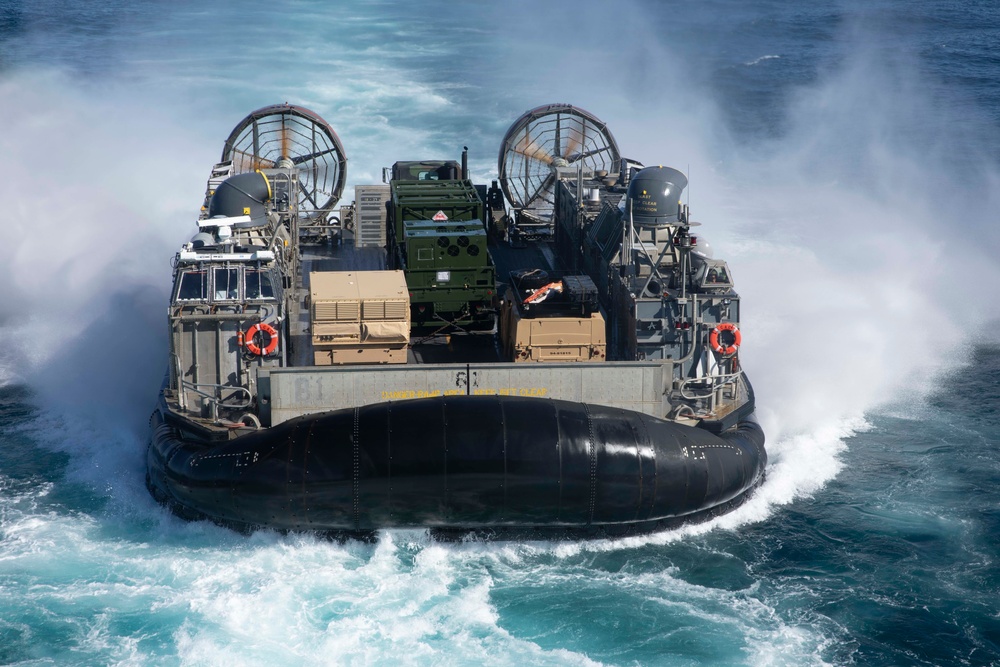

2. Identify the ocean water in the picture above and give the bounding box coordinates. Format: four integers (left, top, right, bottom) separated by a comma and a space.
2, 1, 999, 664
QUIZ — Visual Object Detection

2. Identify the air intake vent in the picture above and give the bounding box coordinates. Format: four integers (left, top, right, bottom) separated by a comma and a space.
315, 301, 360, 321
361, 300, 409, 320
384, 301, 407, 319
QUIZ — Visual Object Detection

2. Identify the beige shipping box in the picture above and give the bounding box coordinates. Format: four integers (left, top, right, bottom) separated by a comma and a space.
310, 270, 410, 365
500, 287, 606, 363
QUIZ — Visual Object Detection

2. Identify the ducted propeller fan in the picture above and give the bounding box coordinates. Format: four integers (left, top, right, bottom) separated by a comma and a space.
498, 103, 621, 226
221, 104, 347, 225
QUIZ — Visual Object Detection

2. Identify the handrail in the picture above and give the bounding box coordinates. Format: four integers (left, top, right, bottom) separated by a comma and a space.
178, 380, 253, 420
678, 370, 741, 400
676, 370, 745, 418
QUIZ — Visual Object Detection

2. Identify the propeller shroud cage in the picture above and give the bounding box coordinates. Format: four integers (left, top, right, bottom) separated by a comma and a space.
498, 103, 621, 226
222, 104, 347, 224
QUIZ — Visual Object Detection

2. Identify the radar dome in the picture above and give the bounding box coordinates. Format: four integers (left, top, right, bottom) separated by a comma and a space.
626, 166, 688, 227
190, 232, 215, 249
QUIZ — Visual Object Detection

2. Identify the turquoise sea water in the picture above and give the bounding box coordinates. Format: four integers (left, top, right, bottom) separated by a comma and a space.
2, 1, 999, 664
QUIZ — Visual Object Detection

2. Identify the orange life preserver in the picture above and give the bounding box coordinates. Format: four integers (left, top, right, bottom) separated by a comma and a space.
245, 322, 279, 356
709, 322, 742, 356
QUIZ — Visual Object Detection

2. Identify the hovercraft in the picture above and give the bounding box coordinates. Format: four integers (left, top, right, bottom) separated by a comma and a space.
147, 103, 766, 537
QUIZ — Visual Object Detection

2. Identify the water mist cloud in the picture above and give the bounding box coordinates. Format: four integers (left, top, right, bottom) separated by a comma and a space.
726, 17, 1000, 439
0, 70, 210, 411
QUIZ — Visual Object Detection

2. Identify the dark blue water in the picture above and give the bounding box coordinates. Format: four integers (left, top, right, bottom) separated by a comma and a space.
2, 1, 999, 664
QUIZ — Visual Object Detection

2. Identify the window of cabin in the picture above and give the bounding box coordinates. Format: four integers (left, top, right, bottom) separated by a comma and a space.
213, 267, 239, 301
701, 262, 733, 288
245, 269, 275, 300
176, 270, 207, 301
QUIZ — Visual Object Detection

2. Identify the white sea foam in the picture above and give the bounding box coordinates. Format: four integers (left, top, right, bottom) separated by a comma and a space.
745, 54, 781, 66
0, 487, 604, 665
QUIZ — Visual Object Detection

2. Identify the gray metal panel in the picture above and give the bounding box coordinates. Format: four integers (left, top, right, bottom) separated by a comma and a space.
267, 361, 669, 424
173, 315, 242, 413
355, 185, 391, 248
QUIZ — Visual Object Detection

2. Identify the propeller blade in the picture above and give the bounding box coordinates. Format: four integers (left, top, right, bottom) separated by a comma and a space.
562, 130, 580, 159
291, 146, 339, 165
232, 146, 339, 171
565, 144, 613, 163
232, 148, 276, 171
514, 133, 553, 165
512, 149, 555, 166
281, 118, 289, 163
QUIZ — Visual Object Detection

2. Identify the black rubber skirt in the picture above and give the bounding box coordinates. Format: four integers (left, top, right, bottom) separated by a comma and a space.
147, 395, 766, 536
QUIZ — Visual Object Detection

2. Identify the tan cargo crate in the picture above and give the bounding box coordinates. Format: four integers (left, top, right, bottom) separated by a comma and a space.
501, 289, 607, 363
309, 270, 410, 365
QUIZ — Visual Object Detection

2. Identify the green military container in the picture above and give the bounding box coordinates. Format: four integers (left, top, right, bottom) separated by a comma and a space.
388, 179, 485, 254
399, 220, 495, 330
403, 220, 488, 270
386, 160, 493, 330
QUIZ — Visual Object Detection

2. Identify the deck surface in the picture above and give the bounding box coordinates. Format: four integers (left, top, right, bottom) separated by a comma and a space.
288, 235, 558, 368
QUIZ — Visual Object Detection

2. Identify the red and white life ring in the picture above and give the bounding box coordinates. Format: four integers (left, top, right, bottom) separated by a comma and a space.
245, 322, 279, 356
709, 322, 742, 356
